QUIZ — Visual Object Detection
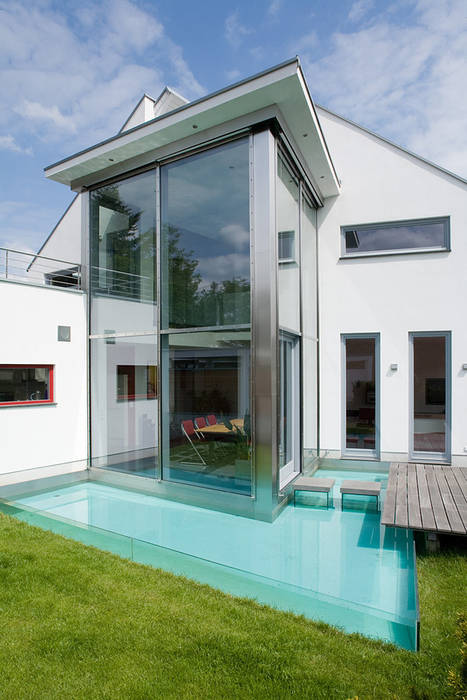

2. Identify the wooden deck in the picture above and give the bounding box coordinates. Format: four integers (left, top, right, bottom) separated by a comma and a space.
381, 463, 467, 535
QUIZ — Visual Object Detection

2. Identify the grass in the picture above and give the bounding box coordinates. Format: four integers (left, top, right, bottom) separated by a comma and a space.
0, 514, 465, 699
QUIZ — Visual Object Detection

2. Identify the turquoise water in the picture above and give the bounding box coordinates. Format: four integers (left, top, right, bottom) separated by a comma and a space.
309, 467, 388, 509
7, 479, 418, 650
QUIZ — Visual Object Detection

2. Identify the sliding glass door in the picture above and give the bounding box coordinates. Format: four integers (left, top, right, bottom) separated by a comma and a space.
342, 334, 380, 459
410, 332, 451, 462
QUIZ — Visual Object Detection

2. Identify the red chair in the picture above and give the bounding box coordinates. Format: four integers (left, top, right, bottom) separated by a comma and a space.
181, 420, 206, 464
194, 416, 207, 438
206, 414, 217, 426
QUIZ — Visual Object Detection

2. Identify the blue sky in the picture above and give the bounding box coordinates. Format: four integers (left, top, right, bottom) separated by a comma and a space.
1, 0, 466, 253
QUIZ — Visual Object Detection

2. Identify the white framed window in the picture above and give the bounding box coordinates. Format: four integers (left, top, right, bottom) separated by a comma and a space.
278, 230, 295, 262
341, 216, 450, 258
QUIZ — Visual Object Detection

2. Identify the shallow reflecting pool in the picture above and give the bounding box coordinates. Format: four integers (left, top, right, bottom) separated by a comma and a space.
5, 480, 418, 650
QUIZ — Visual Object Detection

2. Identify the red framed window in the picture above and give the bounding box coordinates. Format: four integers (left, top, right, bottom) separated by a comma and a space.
0, 365, 54, 406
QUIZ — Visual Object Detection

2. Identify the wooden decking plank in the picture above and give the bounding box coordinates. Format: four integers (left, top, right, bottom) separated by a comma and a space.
416, 464, 436, 531
425, 465, 451, 532
381, 463, 398, 526
407, 463, 422, 529
452, 468, 467, 500
434, 468, 465, 534
395, 463, 408, 528
443, 468, 467, 531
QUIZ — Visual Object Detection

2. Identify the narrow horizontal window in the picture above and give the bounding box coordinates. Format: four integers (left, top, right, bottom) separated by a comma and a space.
341, 217, 450, 257
278, 230, 295, 262
117, 365, 157, 401
0, 365, 54, 406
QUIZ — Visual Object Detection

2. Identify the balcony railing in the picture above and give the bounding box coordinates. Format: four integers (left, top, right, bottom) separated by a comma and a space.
0, 248, 82, 291
90, 265, 154, 302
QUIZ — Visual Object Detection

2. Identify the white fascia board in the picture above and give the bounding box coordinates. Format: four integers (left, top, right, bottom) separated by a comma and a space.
45, 59, 340, 198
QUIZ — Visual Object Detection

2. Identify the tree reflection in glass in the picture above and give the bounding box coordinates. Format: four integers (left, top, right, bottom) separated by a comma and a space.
161, 138, 250, 329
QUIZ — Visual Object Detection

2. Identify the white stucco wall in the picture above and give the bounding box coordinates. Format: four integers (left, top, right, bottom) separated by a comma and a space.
32, 194, 82, 266
0, 281, 87, 473
316, 107, 467, 464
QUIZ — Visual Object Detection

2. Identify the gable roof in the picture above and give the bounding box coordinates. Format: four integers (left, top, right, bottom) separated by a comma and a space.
316, 103, 467, 188
119, 87, 189, 133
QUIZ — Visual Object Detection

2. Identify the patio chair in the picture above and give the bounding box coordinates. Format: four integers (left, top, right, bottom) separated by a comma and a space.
206, 414, 217, 426
194, 416, 207, 438
181, 420, 206, 465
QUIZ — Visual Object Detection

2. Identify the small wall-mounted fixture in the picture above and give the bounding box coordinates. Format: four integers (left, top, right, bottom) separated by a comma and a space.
390, 363, 398, 371
462, 363, 467, 371
57, 325, 71, 342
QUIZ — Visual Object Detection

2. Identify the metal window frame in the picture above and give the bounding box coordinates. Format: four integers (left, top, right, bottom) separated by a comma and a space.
408, 330, 451, 464
340, 216, 451, 259
158, 133, 255, 498
341, 333, 381, 461
85, 119, 318, 520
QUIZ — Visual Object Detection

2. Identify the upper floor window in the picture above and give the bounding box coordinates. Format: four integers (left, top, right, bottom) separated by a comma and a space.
278, 230, 295, 262
341, 216, 450, 258
0, 365, 54, 406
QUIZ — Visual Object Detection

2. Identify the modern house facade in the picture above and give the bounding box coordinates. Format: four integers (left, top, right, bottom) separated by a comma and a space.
1, 58, 466, 522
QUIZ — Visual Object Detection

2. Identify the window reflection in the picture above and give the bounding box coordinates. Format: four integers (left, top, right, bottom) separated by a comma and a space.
162, 331, 251, 494
345, 337, 376, 451
90, 171, 157, 335
413, 335, 447, 454
343, 217, 449, 256
161, 139, 250, 329
91, 335, 158, 478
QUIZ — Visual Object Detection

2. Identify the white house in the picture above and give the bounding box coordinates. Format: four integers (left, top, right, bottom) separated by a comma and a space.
1, 57, 466, 521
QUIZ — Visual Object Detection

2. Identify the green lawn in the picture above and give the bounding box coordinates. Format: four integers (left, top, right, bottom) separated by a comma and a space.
0, 513, 465, 699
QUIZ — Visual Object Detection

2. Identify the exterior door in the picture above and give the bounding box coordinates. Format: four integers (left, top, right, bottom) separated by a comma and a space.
410, 332, 451, 462
342, 334, 380, 459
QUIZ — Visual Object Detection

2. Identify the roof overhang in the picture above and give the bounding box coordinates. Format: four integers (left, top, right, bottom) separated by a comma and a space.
45, 58, 340, 198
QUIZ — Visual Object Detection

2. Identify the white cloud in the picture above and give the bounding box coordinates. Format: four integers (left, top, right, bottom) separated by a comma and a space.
268, 0, 282, 18
197, 253, 250, 285
293, 31, 319, 53
0, 200, 66, 252
0, 0, 204, 151
302, 0, 467, 177
218, 224, 250, 251
225, 11, 253, 49
226, 69, 242, 81
348, 0, 374, 23
19, 101, 77, 132
0, 135, 32, 155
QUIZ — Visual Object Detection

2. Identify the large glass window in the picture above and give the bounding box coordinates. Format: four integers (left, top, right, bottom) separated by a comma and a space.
411, 333, 450, 459
161, 330, 251, 494
90, 171, 157, 335
0, 365, 53, 406
160, 138, 252, 494
90, 170, 158, 479
161, 139, 250, 329
343, 335, 379, 456
91, 336, 158, 478
342, 217, 450, 257
277, 152, 300, 334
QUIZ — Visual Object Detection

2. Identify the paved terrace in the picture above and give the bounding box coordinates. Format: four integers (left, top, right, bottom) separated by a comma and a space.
382, 463, 467, 535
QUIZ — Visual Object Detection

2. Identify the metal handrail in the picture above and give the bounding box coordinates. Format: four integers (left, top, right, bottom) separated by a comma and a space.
0, 247, 82, 291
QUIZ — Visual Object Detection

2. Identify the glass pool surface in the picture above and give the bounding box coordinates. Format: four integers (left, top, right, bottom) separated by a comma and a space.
3, 480, 418, 650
